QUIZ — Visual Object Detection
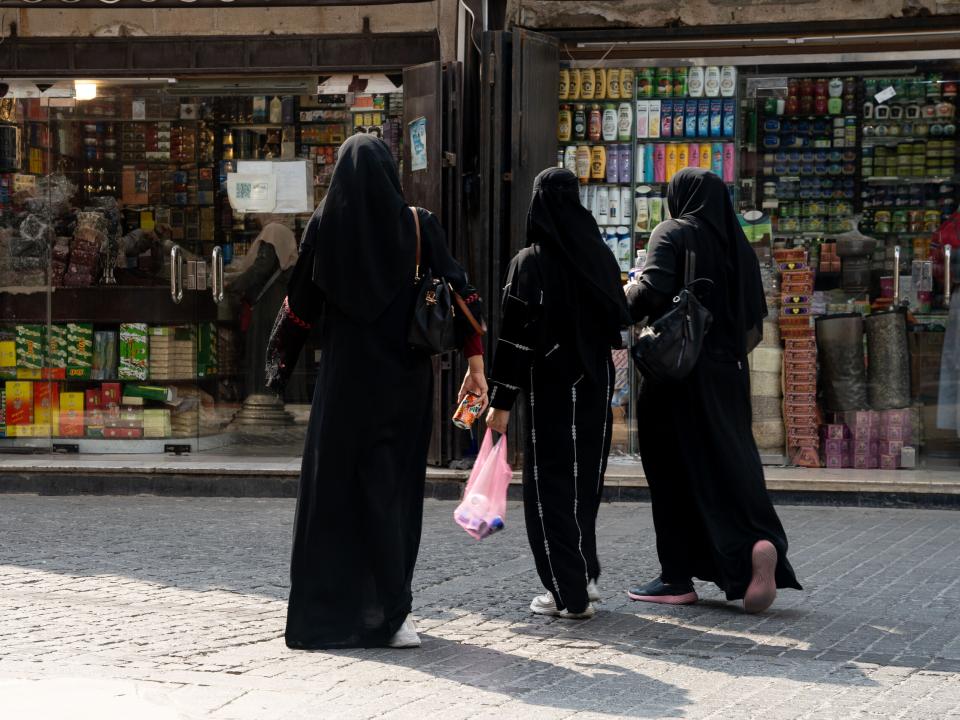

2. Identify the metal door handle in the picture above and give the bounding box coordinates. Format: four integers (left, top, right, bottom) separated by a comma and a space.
170, 245, 184, 304
211, 246, 224, 304
893, 245, 901, 305
946, 244, 952, 308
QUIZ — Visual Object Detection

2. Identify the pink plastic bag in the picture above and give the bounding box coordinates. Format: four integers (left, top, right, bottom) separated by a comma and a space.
454, 429, 511, 540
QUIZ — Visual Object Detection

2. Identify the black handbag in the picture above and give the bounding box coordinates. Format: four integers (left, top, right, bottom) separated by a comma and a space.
407, 206, 458, 355
631, 249, 713, 382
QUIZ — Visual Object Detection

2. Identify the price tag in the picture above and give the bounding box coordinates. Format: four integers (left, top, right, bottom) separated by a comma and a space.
875, 86, 897, 104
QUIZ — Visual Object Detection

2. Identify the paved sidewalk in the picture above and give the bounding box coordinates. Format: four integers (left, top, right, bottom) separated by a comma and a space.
2, 496, 959, 719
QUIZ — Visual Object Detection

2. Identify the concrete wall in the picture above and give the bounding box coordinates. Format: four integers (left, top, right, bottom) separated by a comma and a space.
508, 0, 960, 28
13, 1, 459, 59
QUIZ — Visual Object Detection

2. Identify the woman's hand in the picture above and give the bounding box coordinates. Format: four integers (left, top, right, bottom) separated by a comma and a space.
459, 355, 489, 413
485, 408, 510, 434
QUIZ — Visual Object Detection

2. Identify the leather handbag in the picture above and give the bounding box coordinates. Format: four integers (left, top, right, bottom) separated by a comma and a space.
631, 249, 713, 382
407, 206, 458, 355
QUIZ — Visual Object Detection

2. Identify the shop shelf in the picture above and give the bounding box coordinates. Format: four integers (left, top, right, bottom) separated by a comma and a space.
863, 176, 959, 184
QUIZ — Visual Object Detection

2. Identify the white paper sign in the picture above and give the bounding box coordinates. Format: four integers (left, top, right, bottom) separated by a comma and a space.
227, 174, 277, 213
232, 160, 313, 214
875, 86, 897, 104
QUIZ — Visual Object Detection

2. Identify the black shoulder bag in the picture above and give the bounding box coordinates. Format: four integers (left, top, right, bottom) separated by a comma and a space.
630, 249, 713, 382
407, 207, 484, 355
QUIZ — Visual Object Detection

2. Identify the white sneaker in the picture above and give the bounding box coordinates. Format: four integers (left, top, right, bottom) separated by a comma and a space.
387, 616, 421, 648
587, 580, 601, 603
529, 593, 595, 620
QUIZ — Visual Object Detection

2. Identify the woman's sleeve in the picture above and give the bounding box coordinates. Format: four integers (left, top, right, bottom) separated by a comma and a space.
231, 243, 280, 303
264, 220, 325, 393
488, 252, 541, 411
418, 209, 485, 356
626, 232, 677, 322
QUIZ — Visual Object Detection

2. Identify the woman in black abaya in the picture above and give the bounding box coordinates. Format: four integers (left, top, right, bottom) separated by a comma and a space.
486, 167, 630, 619
626, 168, 801, 613
265, 135, 486, 649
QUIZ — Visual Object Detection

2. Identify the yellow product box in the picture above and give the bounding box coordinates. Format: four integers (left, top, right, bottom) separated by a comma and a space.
5, 380, 34, 425
0, 340, 15, 367
59, 391, 85, 413
17, 368, 42, 380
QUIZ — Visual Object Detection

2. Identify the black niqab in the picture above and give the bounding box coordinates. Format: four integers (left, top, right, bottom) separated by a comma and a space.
664, 168, 766, 356
526, 168, 630, 372
310, 134, 413, 324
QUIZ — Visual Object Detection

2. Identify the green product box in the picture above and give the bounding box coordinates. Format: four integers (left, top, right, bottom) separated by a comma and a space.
15, 324, 46, 370
65, 323, 94, 380
119, 323, 149, 381
197, 322, 219, 377
123, 384, 177, 403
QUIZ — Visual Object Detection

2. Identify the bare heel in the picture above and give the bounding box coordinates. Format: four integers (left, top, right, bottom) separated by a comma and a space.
744, 540, 778, 614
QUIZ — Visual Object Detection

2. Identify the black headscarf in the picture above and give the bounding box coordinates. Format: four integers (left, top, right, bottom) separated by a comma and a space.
309, 134, 413, 324
665, 168, 767, 356
526, 167, 630, 373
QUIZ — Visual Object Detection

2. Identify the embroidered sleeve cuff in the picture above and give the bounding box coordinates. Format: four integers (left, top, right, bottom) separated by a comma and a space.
488, 381, 519, 411
283, 296, 312, 329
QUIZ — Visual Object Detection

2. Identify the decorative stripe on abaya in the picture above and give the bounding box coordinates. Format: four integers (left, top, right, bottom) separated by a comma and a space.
489, 168, 629, 614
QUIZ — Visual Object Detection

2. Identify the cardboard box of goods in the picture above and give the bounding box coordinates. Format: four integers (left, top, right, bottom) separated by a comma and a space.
791, 445, 822, 468
851, 425, 880, 442
104, 427, 143, 439
852, 439, 879, 456
5, 380, 34, 425
781, 282, 815, 295
16, 325, 45, 370
880, 440, 904, 457
786, 348, 817, 364
879, 454, 899, 470
85, 388, 102, 409
880, 425, 910, 443
781, 294, 813, 306
785, 337, 817, 351
785, 362, 817, 376
824, 424, 848, 440
101, 382, 122, 407
774, 249, 807, 263
781, 305, 813, 318
34, 382, 59, 426
123, 384, 177, 403
836, 410, 878, 428
823, 438, 852, 455
119, 324, 149, 380
784, 392, 816, 406
854, 453, 880, 470
881, 408, 914, 427
66, 323, 94, 378
785, 380, 817, 395
0, 339, 15, 375
85, 408, 105, 438
59, 391, 85, 437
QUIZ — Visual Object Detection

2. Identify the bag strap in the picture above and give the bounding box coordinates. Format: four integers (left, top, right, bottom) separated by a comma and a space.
684, 249, 696, 287
410, 206, 422, 281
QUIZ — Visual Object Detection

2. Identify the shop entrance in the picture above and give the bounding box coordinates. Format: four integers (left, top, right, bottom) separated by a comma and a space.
0, 69, 452, 456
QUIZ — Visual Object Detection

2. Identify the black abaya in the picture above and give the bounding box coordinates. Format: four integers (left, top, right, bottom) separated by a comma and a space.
270, 135, 483, 648
489, 168, 627, 613
627, 168, 801, 600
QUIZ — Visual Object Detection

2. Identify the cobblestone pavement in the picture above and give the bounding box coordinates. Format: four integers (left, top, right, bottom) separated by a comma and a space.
2, 496, 960, 719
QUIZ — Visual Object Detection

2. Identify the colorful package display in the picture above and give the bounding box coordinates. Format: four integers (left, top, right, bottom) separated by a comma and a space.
149, 325, 196, 380
0, 339, 15, 379
5, 380, 34, 426
0, 387, 5, 437
119, 323, 149, 380
197, 322, 219, 377
92, 331, 118, 380
101, 382, 122, 408
59, 391, 84, 437
66, 323, 94, 379
45, 325, 69, 379
143, 408, 172, 439
16, 324, 45, 378
33, 381, 59, 432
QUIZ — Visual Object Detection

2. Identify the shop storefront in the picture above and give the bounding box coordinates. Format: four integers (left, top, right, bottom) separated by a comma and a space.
548, 29, 960, 470
0, 14, 461, 459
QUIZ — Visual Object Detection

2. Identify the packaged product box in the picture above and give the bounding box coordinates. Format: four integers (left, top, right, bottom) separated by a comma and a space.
143, 408, 172, 439
837, 410, 878, 428
119, 323, 149, 380
66, 323, 94, 380
824, 424, 848, 440
5, 380, 34, 426
34, 381, 59, 427
92, 331, 118, 381
852, 439, 879, 456
881, 408, 914, 427
104, 427, 144, 440
85, 388, 102, 409
101, 382, 122, 408
44, 325, 68, 379
854, 453, 880, 470
823, 438, 851, 455
880, 425, 910, 443
58, 390, 84, 437
824, 452, 849, 469
0, 340, 16, 379
123, 385, 177, 403
791, 445, 821, 468
851, 425, 881, 442
880, 440, 904, 457
85, 408, 105, 438
197, 322, 218, 377
781, 295, 813, 306
785, 392, 817, 406
879, 454, 899, 470
16, 324, 45, 375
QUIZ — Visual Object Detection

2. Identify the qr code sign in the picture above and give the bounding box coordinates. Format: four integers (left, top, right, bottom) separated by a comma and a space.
236, 183, 253, 200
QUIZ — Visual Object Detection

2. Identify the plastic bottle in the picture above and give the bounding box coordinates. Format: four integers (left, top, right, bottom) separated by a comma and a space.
688, 66, 705, 98
618, 102, 633, 141
704, 67, 721, 97
620, 186, 633, 225
597, 186, 610, 225
563, 145, 578, 174
590, 145, 606, 180
711, 142, 724, 177
617, 226, 632, 272
723, 143, 735, 182
608, 187, 621, 224
635, 144, 646, 183
720, 66, 737, 97
606, 146, 619, 183
602, 104, 618, 142
654, 144, 666, 182
269, 96, 282, 124
618, 144, 632, 183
